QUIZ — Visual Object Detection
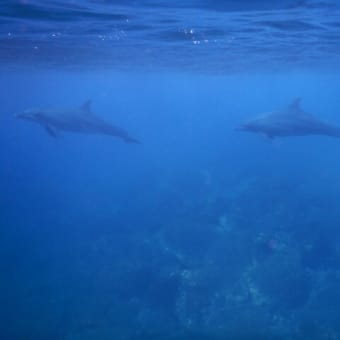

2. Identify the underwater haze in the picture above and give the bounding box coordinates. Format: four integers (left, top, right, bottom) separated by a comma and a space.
2, 0, 340, 339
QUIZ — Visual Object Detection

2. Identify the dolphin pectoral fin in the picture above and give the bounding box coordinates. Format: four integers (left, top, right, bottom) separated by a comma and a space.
44, 124, 59, 138
123, 136, 142, 144
265, 133, 274, 140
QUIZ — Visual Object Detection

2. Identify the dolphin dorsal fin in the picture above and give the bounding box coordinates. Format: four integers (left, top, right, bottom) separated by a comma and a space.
80, 100, 92, 115
288, 97, 302, 112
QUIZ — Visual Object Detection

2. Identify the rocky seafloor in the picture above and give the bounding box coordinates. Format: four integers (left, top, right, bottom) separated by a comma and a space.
2, 170, 340, 340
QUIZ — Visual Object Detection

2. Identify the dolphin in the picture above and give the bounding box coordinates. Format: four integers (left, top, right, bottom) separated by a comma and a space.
15, 100, 141, 144
237, 98, 340, 139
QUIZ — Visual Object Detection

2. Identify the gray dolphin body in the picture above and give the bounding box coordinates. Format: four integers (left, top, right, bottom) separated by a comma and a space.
16, 100, 141, 144
238, 98, 340, 139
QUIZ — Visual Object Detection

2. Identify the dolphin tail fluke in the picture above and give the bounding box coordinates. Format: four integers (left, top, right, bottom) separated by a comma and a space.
321, 126, 340, 139
333, 128, 340, 138
123, 136, 142, 144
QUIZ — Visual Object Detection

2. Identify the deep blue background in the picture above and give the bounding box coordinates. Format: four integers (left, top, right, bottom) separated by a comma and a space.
1, 70, 340, 338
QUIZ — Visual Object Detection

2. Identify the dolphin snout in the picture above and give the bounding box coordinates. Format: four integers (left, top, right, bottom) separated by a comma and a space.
234, 124, 247, 131
14, 112, 24, 119
15, 111, 34, 120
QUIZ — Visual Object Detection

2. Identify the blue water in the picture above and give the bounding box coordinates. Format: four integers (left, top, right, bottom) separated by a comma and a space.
2, 1, 340, 339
